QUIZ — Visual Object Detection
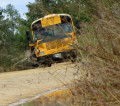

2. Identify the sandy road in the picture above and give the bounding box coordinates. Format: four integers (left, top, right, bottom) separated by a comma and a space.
0, 62, 80, 106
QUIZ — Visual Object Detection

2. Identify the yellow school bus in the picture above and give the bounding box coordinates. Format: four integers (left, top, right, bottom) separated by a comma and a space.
26, 14, 78, 66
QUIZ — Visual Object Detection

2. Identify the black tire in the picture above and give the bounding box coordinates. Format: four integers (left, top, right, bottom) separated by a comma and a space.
32, 63, 39, 67
44, 62, 52, 67
69, 50, 77, 63
47, 63, 52, 67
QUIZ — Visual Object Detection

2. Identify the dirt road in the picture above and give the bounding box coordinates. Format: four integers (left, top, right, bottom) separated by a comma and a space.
0, 62, 81, 106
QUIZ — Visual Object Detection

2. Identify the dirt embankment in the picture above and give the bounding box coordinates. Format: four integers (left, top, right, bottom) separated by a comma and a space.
0, 62, 81, 105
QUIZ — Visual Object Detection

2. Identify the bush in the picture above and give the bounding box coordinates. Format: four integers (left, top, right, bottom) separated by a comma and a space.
73, 0, 120, 105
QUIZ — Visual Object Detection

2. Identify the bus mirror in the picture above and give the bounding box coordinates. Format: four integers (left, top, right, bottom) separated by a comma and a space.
75, 20, 81, 29
76, 24, 81, 29
31, 40, 37, 44
26, 31, 31, 42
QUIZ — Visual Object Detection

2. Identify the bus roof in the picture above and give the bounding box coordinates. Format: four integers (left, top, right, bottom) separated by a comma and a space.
31, 14, 71, 26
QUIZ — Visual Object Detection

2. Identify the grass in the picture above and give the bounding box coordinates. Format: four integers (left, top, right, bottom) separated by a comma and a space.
72, 0, 120, 105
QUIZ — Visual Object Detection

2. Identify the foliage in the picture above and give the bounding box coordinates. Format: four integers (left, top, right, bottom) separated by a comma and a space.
26, 0, 91, 25
73, 0, 120, 105
0, 4, 28, 72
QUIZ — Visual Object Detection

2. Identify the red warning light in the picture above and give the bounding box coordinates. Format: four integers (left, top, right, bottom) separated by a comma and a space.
62, 18, 66, 21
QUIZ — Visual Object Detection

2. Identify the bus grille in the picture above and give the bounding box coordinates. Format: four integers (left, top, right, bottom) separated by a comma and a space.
46, 39, 68, 50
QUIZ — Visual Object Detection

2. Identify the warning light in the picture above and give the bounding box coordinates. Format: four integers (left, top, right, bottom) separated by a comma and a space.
62, 18, 66, 21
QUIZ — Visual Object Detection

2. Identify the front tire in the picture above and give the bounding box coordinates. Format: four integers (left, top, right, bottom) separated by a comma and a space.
69, 50, 77, 63
44, 61, 52, 67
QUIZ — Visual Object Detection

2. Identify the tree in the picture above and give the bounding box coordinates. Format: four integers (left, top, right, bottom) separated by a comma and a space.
4, 4, 21, 35
0, 4, 27, 51
26, 0, 91, 25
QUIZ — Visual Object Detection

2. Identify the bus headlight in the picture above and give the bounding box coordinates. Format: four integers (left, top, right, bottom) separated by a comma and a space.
39, 51, 45, 55
69, 45, 74, 49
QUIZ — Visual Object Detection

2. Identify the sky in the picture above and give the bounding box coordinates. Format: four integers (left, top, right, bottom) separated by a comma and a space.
0, 0, 35, 19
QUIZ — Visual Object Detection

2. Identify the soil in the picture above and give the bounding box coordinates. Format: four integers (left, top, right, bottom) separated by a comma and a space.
0, 62, 81, 106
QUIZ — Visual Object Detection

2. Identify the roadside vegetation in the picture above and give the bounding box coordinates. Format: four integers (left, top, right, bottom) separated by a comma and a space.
0, 0, 120, 105
72, 0, 120, 105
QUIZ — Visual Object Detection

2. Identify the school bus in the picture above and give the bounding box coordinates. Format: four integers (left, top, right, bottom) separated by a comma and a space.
26, 14, 78, 66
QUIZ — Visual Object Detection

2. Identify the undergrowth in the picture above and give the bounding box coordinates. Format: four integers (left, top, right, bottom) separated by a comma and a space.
73, 0, 120, 105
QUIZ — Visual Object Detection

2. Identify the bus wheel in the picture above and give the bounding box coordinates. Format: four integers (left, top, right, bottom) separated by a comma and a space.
44, 62, 52, 67
47, 63, 52, 67
43, 62, 52, 67
69, 50, 77, 63
32, 63, 39, 67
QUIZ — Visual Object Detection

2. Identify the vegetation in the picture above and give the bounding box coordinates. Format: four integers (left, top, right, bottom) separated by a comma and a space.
72, 0, 120, 105
0, 0, 120, 105
0, 4, 31, 72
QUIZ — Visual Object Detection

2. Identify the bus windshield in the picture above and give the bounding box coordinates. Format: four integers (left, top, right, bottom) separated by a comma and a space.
33, 22, 73, 41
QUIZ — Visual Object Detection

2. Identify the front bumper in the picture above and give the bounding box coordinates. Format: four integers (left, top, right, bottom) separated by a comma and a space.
37, 50, 76, 63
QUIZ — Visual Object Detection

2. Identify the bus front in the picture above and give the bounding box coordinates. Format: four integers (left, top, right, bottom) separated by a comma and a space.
31, 14, 77, 61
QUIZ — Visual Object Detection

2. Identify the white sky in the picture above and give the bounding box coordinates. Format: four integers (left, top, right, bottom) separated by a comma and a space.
0, 0, 35, 19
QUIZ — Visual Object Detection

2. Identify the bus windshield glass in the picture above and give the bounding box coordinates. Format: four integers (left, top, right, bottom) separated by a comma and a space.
33, 22, 73, 41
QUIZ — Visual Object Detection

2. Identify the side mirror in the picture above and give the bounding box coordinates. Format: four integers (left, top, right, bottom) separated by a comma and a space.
75, 20, 81, 29
26, 31, 31, 42
76, 24, 81, 29
31, 40, 37, 44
